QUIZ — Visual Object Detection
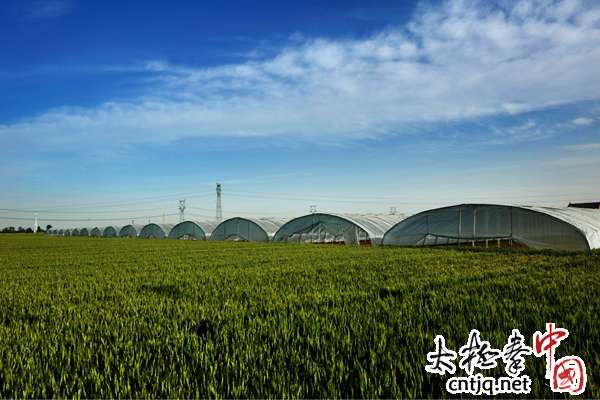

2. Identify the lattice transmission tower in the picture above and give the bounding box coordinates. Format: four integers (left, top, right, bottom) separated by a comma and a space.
216, 183, 222, 222
178, 200, 186, 222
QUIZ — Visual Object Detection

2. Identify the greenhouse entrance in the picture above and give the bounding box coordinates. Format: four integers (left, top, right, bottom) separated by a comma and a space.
415, 233, 525, 248
282, 221, 370, 245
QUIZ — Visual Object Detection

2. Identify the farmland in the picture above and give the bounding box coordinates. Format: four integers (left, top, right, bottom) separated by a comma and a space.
0, 234, 598, 397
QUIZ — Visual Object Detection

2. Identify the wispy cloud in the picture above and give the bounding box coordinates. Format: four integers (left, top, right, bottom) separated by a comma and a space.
488, 119, 552, 144
22, 1, 72, 21
3, 0, 600, 150
572, 117, 595, 125
561, 142, 600, 151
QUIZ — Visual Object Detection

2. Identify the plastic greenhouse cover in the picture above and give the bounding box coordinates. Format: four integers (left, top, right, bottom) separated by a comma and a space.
211, 217, 288, 241
168, 220, 218, 239
383, 204, 600, 250
521, 205, 600, 250
274, 213, 408, 244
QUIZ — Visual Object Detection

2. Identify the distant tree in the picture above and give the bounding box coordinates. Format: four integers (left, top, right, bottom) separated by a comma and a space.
46, 224, 52, 231
17, 226, 24, 232
25, 228, 33, 233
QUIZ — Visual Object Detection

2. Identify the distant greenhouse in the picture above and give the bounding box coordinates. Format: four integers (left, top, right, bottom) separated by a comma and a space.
90, 227, 102, 237
211, 217, 286, 242
272, 213, 406, 246
382, 204, 600, 251
102, 226, 120, 238
139, 223, 174, 239
168, 221, 217, 240
119, 224, 144, 238
79, 228, 90, 237
71, 228, 80, 236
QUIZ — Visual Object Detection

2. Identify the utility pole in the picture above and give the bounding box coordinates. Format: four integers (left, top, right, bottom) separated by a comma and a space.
216, 183, 222, 222
34, 213, 38, 233
178, 200, 186, 223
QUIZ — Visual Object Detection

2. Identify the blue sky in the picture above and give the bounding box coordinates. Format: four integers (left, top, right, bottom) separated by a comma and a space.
1, 0, 599, 228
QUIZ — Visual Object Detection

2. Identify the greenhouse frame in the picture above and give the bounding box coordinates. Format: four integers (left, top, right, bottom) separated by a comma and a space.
210, 217, 287, 242
139, 223, 174, 239
272, 213, 406, 246
167, 221, 217, 240
90, 227, 102, 237
382, 204, 600, 251
102, 226, 120, 238
119, 224, 144, 238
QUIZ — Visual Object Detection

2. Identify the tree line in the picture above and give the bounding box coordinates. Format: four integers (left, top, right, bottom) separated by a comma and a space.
0, 225, 52, 234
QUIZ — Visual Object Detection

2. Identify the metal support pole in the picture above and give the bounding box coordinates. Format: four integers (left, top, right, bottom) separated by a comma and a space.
458, 209, 462, 247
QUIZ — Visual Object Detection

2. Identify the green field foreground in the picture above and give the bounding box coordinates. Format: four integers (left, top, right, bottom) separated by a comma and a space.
0, 234, 598, 398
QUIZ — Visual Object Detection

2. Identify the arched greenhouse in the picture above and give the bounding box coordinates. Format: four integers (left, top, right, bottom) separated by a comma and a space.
273, 213, 406, 246
211, 217, 286, 242
168, 221, 217, 240
138, 223, 174, 239
119, 224, 144, 238
382, 204, 600, 251
71, 228, 80, 236
79, 228, 90, 237
90, 227, 102, 237
102, 226, 120, 238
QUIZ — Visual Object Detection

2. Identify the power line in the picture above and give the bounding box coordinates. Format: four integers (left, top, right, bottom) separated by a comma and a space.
2, 186, 597, 213
186, 212, 217, 220
0, 207, 171, 214
187, 206, 290, 216
226, 190, 599, 204
0, 213, 180, 222
1, 191, 214, 212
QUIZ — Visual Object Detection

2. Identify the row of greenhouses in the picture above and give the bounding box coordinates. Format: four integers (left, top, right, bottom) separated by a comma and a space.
46, 204, 600, 251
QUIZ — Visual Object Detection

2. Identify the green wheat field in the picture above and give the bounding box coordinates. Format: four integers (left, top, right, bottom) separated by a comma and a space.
0, 234, 598, 398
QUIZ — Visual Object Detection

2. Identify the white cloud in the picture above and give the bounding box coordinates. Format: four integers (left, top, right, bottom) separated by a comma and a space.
3, 0, 600, 149
572, 117, 595, 125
